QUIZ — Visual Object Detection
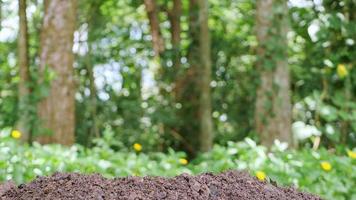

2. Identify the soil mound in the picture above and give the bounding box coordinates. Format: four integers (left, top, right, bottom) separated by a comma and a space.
1, 170, 321, 200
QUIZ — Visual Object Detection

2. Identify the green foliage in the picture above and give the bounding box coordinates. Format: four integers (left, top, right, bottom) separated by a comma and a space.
0, 1, 355, 198
289, 0, 356, 147
0, 41, 18, 128
1, 129, 355, 200
0, 0, 355, 150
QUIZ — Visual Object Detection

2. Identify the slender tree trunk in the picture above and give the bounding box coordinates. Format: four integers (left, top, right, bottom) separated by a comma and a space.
144, 0, 164, 56
168, 0, 182, 70
182, 0, 213, 153
197, 0, 213, 151
172, 0, 201, 155
255, 0, 293, 148
85, 2, 100, 143
37, 0, 77, 145
18, 0, 31, 142
85, 43, 99, 143
143, 0, 213, 154
168, 0, 184, 102
144, 0, 194, 153
87, 45, 99, 138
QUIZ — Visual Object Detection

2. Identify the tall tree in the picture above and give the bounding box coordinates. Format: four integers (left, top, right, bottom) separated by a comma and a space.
144, 0, 164, 57
197, 0, 213, 151
37, 0, 77, 145
144, 0, 213, 154
84, 1, 102, 143
175, 0, 213, 154
255, 0, 293, 147
186, 0, 213, 152
144, 0, 191, 153
18, 0, 31, 142
167, 0, 182, 71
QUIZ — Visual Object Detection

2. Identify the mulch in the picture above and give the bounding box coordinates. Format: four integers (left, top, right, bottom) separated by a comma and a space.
0, 170, 322, 200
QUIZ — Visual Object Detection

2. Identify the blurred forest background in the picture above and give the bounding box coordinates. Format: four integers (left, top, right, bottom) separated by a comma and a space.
1, 0, 355, 153
0, 0, 356, 198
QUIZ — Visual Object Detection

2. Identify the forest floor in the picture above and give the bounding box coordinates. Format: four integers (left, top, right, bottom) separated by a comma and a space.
0, 170, 321, 200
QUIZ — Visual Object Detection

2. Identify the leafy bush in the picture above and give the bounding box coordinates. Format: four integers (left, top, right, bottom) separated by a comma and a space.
1, 128, 355, 200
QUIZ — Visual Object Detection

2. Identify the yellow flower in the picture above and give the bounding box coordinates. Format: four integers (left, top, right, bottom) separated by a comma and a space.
179, 158, 188, 165
347, 150, 356, 159
320, 161, 332, 172
11, 130, 22, 139
337, 64, 348, 78
256, 171, 266, 181
133, 143, 142, 152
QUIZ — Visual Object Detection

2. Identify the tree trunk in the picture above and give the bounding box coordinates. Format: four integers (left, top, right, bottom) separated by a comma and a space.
18, 0, 31, 142
37, 0, 76, 145
197, 0, 213, 152
181, 0, 213, 153
85, 1, 100, 144
172, 0, 201, 155
255, 0, 293, 148
168, 0, 182, 70
86, 43, 99, 141
144, 0, 164, 56
143, 0, 213, 154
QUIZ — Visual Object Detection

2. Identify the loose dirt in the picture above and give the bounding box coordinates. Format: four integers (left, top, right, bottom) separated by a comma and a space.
1, 170, 321, 200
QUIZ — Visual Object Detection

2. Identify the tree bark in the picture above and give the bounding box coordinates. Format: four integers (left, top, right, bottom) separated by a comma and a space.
182, 0, 213, 153
255, 0, 293, 148
168, 0, 182, 70
86, 43, 99, 141
144, 0, 164, 56
197, 0, 213, 152
18, 0, 31, 142
37, 0, 76, 145
143, 0, 213, 154
85, 1, 100, 143
172, 0, 201, 155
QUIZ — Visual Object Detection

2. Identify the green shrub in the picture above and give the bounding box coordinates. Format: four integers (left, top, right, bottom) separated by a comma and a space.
1, 128, 355, 200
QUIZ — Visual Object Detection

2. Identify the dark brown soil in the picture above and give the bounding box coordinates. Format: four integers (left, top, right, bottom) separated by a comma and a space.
1, 170, 321, 200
